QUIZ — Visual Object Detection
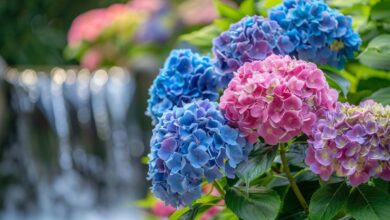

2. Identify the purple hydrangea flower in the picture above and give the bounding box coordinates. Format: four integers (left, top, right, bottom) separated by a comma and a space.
269, 0, 361, 69
148, 100, 252, 207
212, 16, 294, 87
147, 49, 222, 124
305, 100, 390, 186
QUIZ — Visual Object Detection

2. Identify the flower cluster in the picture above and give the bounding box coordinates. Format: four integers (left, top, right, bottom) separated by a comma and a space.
148, 100, 252, 207
269, 0, 361, 69
305, 100, 390, 186
147, 49, 221, 124
212, 16, 294, 86
220, 55, 338, 145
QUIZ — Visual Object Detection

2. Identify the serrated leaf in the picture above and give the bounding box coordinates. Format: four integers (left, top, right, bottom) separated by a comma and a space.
309, 183, 350, 220
346, 185, 390, 220
213, 0, 242, 21
365, 87, 390, 105
236, 145, 277, 184
179, 25, 222, 51
359, 34, 390, 70
225, 186, 281, 220
239, 0, 255, 16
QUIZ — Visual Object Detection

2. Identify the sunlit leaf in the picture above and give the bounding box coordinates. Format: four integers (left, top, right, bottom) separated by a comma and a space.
359, 34, 390, 70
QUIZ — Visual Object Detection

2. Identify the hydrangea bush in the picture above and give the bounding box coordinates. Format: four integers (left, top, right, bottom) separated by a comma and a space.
145, 0, 390, 219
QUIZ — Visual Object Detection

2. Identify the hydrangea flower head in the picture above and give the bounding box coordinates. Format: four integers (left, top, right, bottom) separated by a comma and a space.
212, 15, 295, 87
148, 100, 252, 207
305, 100, 390, 186
269, 0, 361, 68
220, 55, 338, 145
147, 49, 221, 124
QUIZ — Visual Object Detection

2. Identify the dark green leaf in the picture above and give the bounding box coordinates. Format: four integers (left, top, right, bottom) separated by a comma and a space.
225, 186, 281, 220
347, 90, 373, 105
371, 0, 390, 21
236, 145, 277, 184
239, 0, 255, 16
179, 25, 222, 51
365, 87, 390, 105
346, 185, 390, 220
359, 34, 390, 70
213, 0, 242, 21
285, 144, 307, 168
309, 183, 350, 220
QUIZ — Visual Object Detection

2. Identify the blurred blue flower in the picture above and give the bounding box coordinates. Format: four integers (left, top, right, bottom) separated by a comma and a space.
148, 100, 252, 207
212, 16, 292, 87
269, 0, 361, 68
147, 49, 222, 124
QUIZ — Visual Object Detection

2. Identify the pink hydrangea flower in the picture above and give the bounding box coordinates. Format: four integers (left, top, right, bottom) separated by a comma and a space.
151, 200, 176, 217
80, 48, 102, 70
67, 3, 139, 46
220, 55, 338, 145
306, 100, 390, 186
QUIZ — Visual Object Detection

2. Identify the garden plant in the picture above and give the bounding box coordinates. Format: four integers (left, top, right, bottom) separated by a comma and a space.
144, 0, 390, 219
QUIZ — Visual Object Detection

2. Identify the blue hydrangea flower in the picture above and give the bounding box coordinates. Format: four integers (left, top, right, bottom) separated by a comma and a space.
269, 0, 361, 69
147, 49, 222, 124
212, 16, 294, 87
148, 100, 252, 207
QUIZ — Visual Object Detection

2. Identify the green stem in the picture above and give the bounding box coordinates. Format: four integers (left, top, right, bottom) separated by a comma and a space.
279, 143, 309, 214
213, 180, 226, 197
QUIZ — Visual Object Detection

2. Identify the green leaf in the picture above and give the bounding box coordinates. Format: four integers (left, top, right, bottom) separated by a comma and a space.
309, 183, 350, 220
239, 0, 255, 16
213, 0, 242, 21
346, 185, 390, 220
371, 0, 390, 21
179, 25, 222, 51
236, 145, 277, 185
365, 87, 390, 105
285, 143, 307, 168
347, 90, 373, 104
322, 69, 350, 98
169, 207, 190, 220
359, 34, 390, 70
225, 186, 281, 220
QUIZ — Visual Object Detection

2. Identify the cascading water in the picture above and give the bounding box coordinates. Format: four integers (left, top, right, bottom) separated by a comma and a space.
0, 65, 150, 220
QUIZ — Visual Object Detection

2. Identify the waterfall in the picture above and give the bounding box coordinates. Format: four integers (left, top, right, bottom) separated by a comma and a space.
0, 66, 150, 220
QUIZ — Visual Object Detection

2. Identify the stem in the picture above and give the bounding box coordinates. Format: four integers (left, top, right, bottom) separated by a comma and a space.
279, 143, 309, 213
213, 180, 226, 197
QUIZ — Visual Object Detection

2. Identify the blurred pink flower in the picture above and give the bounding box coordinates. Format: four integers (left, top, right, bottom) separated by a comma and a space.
67, 4, 133, 46
178, 0, 218, 25
80, 48, 102, 70
151, 200, 176, 217
200, 206, 222, 220
128, 0, 163, 13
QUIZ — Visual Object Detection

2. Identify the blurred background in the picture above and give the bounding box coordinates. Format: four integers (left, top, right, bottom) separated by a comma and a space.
0, 0, 225, 219
0, 0, 389, 219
